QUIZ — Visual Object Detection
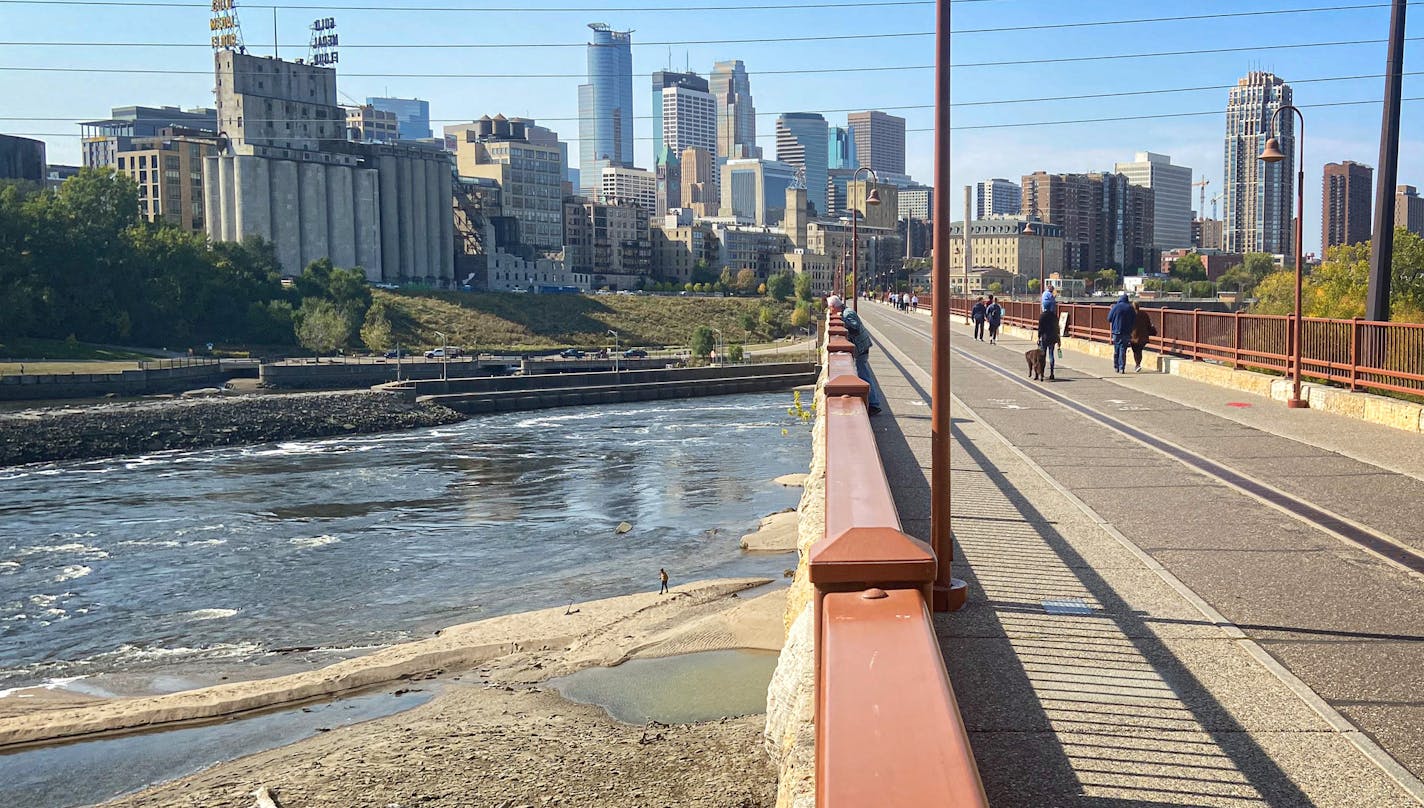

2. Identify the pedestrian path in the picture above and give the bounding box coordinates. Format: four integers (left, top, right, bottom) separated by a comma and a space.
859, 302, 1424, 806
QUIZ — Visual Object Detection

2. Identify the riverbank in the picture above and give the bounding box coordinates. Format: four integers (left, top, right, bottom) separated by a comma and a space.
0, 391, 468, 467
10, 579, 788, 807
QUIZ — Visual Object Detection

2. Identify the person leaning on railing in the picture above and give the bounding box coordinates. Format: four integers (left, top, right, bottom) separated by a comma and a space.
827, 294, 885, 416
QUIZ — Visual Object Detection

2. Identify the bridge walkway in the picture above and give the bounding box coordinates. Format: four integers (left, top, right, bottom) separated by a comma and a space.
857, 300, 1424, 806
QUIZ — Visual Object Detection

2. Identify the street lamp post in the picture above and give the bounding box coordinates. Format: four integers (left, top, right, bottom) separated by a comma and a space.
608, 329, 619, 374
434, 330, 448, 382
850, 167, 882, 313
1260, 106, 1310, 409
1023, 220, 1046, 296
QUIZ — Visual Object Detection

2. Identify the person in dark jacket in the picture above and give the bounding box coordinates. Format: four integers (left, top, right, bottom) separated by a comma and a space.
970, 297, 987, 341
986, 296, 1004, 344
828, 295, 884, 415
1037, 302, 1061, 380
1129, 302, 1155, 372
1107, 293, 1137, 373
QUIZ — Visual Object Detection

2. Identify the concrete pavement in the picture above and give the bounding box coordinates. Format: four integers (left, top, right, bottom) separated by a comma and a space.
855, 300, 1424, 806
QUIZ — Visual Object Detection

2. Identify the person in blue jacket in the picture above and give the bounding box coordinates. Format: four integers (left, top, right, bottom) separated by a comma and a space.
827, 295, 884, 415
1041, 285, 1057, 314
985, 295, 1003, 344
1107, 293, 1137, 373
970, 297, 987, 341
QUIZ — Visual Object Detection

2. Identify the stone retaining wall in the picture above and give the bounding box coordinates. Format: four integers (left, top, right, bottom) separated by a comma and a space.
0, 364, 225, 402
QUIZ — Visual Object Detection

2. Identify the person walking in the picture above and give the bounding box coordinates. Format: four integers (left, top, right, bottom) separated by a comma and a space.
1130, 301, 1156, 372
827, 295, 884, 415
659, 568, 669, 595
1041, 285, 1058, 315
1037, 298, 1061, 381
910, 293, 919, 312
1108, 293, 1137, 374
971, 296, 987, 341
986, 296, 1003, 344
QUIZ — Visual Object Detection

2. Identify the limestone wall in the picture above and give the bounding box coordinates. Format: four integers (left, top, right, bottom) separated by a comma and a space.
764, 345, 826, 808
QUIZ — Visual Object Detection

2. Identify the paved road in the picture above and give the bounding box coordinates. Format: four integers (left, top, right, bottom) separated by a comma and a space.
859, 300, 1424, 796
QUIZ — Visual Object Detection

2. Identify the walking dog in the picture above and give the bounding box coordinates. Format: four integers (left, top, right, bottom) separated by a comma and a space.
1025, 348, 1046, 381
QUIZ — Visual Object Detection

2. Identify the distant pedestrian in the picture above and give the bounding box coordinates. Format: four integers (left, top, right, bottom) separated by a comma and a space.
659, 568, 669, 595
1108, 293, 1137, 374
986, 296, 1003, 344
971, 297, 987, 341
1130, 302, 1156, 373
1037, 298, 1061, 381
1041, 286, 1058, 314
827, 294, 884, 415
910, 293, 919, 311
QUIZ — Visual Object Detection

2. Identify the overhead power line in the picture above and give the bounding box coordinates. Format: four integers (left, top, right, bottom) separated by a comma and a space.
11, 71, 1420, 125
0, 0, 995, 10
15, 96, 1423, 140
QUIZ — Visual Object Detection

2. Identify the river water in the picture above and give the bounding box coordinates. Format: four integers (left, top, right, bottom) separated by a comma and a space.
0, 392, 810, 695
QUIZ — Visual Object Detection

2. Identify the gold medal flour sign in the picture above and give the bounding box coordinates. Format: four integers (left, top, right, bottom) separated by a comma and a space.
210, 0, 244, 52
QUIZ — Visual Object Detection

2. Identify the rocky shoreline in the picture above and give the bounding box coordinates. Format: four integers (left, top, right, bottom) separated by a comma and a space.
0, 391, 468, 467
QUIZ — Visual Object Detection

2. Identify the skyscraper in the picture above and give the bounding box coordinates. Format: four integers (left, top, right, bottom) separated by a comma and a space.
710, 60, 757, 160
975, 178, 1022, 218
828, 126, 857, 170
1223, 71, 1294, 259
578, 23, 634, 196
1322, 161, 1373, 249
776, 112, 829, 217
367, 97, 432, 140
1397, 185, 1424, 236
1021, 171, 1155, 273
1114, 152, 1194, 249
652, 70, 716, 214
847, 110, 906, 175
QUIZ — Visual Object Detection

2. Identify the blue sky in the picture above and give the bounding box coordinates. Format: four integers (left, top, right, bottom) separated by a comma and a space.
2, 0, 1420, 256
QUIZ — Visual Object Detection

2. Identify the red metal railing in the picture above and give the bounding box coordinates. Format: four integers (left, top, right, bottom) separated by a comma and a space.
940, 297, 1424, 398
809, 313, 987, 807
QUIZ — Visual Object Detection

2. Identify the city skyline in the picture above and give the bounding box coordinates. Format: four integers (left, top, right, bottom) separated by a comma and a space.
5, 3, 1424, 257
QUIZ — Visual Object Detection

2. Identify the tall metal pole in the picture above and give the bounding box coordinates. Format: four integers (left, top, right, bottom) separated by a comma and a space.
1368, 0, 1407, 322
852, 211, 860, 312
1292, 117, 1308, 408
963, 186, 972, 297
931, 0, 964, 613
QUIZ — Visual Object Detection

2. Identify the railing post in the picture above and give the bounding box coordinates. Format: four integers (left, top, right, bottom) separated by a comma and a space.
1233, 310, 1242, 369
1192, 308, 1202, 361
1350, 317, 1361, 391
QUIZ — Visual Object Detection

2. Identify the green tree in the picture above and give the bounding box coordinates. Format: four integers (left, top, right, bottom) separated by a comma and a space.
987, 281, 1003, 294
1217, 264, 1256, 297
758, 304, 779, 336
1172, 253, 1207, 282
1028, 278, 1041, 294
684, 282, 695, 292
360, 299, 395, 352
296, 299, 353, 354
794, 271, 813, 302
790, 301, 812, 329
719, 267, 735, 289
1187, 281, 1217, 299
1242, 253, 1279, 283
690, 325, 715, 357
1096, 268, 1118, 291
690, 260, 717, 285
766, 271, 794, 300
728, 344, 745, 362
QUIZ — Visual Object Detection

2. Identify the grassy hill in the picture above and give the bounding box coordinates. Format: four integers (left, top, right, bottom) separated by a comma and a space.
376, 290, 801, 351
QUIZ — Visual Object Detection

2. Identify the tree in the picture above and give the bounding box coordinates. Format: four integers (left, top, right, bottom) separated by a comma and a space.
987, 281, 1003, 294
757, 283, 768, 296
360, 299, 394, 352
684, 282, 695, 292
1172, 253, 1207, 282
1096, 268, 1118, 291
728, 344, 745, 362
296, 299, 353, 354
766, 271, 793, 300
690, 325, 715, 358
690, 260, 717, 285
1217, 264, 1256, 297
1028, 278, 1041, 294
790, 301, 812, 329
758, 304, 779, 336
719, 267, 735, 289
794, 272, 813, 302
734, 268, 758, 294
1187, 281, 1217, 299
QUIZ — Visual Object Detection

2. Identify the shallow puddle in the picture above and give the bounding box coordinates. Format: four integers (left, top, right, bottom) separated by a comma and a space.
549, 648, 779, 724
0, 688, 434, 808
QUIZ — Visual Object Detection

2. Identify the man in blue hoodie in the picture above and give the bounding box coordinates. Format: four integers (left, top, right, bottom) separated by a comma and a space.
828, 295, 884, 415
1107, 293, 1137, 373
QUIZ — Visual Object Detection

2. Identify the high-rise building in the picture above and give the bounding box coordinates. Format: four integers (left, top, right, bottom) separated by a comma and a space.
975, 178, 1022, 219
720, 157, 798, 225
901, 185, 933, 221
115, 128, 219, 231
651, 70, 716, 214
710, 60, 757, 161
79, 105, 216, 168
1223, 71, 1295, 259
1021, 171, 1155, 273
346, 105, 400, 143
578, 23, 634, 196
1114, 152, 1193, 249
847, 111, 906, 176
600, 165, 658, 212
562, 197, 651, 287
776, 113, 829, 217
205, 51, 453, 283
0, 134, 47, 182
680, 146, 717, 218
1322, 161, 1373, 249
455, 115, 567, 252
367, 97, 432, 141
1397, 185, 1424, 236
828, 126, 857, 170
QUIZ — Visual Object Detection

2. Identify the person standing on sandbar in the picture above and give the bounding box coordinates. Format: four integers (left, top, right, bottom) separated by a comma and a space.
659, 568, 669, 595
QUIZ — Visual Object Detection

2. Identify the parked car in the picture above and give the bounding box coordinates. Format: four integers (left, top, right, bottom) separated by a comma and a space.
424, 347, 463, 359
622, 348, 649, 358
559, 348, 586, 359
384, 349, 408, 359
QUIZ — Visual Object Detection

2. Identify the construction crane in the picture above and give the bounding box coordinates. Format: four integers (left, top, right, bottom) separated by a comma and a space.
1209, 193, 1224, 221
1191, 179, 1210, 218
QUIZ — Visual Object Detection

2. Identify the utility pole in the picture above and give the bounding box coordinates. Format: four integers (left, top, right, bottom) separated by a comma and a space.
1368, 0, 1407, 321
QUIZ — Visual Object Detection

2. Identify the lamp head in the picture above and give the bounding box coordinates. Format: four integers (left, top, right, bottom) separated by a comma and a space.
1259, 137, 1286, 163
865, 186, 881, 206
